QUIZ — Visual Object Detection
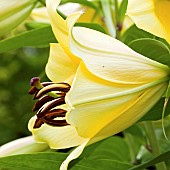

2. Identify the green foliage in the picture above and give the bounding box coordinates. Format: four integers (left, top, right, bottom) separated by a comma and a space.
0, 152, 133, 170
0, 136, 170, 170
128, 38, 170, 67
81, 136, 131, 163
129, 150, 170, 170
118, 0, 128, 23
122, 25, 154, 45
0, 137, 133, 170
61, 0, 98, 10
0, 48, 49, 145
0, 26, 57, 53
140, 98, 170, 121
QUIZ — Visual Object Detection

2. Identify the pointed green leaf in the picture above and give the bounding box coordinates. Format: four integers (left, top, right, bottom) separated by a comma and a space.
140, 98, 170, 121
129, 150, 170, 170
122, 25, 154, 45
128, 38, 170, 67
0, 152, 67, 170
81, 136, 130, 163
75, 22, 106, 34
71, 159, 133, 170
0, 26, 57, 53
0, 152, 133, 170
118, 0, 128, 22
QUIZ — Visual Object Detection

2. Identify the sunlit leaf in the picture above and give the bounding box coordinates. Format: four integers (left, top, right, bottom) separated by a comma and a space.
128, 38, 170, 67
122, 25, 154, 45
81, 136, 130, 163
0, 26, 57, 53
0, 152, 67, 170
0, 152, 133, 170
118, 0, 128, 23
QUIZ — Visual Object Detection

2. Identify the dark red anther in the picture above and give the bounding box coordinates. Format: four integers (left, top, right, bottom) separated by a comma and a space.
42, 117, 69, 127
33, 118, 44, 129
32, 95, 55, 112
36, 97, 65, 118
45, 109, 67, 119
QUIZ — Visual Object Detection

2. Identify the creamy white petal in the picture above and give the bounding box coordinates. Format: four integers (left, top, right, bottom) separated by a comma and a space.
0, 136, 48, 157
69, 27, 169, 84
127, 0, 170, 42
28, 116, 87, 149
90, 83, 167, 144
45, 43, 78, 84
60, 139, 89, 170
66, 62, 168, 138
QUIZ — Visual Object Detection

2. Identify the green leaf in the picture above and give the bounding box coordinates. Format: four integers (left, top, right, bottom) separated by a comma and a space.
75, 22, 106, 34
128, 38, 170, 67
25, 22, 49, 30
129, 150, 170, 170
61, 0, 98, 10
0, 26, 57, 53
118, 0, 128, 23
164, 81, 170, 97
81, 136, 130, 163
140, 98, 170, 121
0, 152, 67, 170
122, 25, 154, 45
0, 152, 133, 170
71, 159, 133, 170
125, 125, 146, 146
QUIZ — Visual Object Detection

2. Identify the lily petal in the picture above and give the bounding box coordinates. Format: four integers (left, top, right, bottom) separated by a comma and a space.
45, 44, 78, 84
69, 26, 169, 84
60, 139, 89, 170
0, 136, 48, 157
46, 0, 81, 64
0, 0, 36, 36
90, 83, 167, 144
46, 0, 67, 50
28, 116, 87, 149
127, 0, 170, 43
66, 62, 168, 138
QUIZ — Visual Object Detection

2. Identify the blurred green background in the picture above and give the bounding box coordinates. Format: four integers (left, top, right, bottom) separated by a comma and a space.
0, 47, 49, 145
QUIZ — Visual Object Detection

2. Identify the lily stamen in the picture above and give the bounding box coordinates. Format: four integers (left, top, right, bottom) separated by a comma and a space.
32, 95, 55, 112
36, 98, 65, 118
35, 83, 70, 99
29, 77, 71, 129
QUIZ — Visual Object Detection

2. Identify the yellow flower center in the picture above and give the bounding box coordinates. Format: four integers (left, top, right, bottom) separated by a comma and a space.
154, 0, 170, 34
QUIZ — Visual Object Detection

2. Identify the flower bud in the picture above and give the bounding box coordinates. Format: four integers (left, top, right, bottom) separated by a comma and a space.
0, 0, 36, 36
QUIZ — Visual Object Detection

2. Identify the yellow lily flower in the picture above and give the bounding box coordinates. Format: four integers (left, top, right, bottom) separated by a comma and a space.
28, 0, 170, 169
126, 0, 170, 43
0, 0, 36, 36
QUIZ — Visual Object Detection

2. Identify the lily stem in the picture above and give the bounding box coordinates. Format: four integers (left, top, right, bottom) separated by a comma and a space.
144, 121, 167, 170
101, 0, 116, 37
113, 0, 121, 40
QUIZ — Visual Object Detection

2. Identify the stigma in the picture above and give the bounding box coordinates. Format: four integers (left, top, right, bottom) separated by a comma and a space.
28, 77, 71, 129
